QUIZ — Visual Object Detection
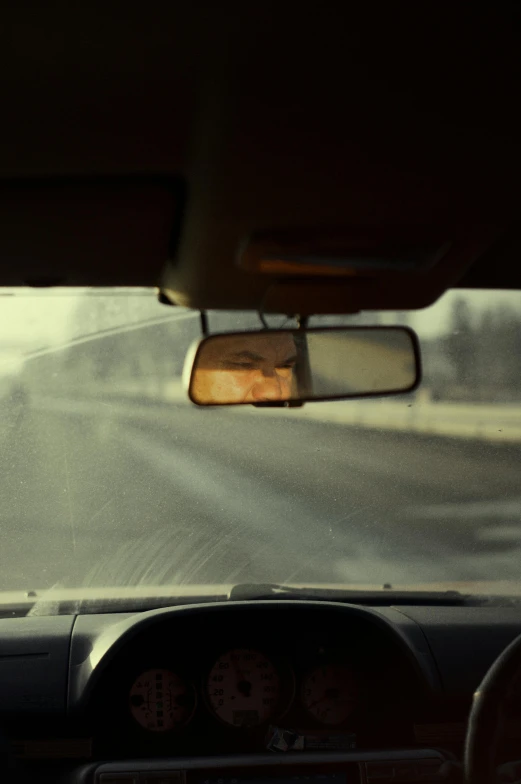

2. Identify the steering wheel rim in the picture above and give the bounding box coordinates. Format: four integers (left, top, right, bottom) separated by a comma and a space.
465, 632, 521, 784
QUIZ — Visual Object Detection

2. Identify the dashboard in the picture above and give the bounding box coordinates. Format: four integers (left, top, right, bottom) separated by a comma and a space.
2, 600, 521, 782
84, 603, 427, 759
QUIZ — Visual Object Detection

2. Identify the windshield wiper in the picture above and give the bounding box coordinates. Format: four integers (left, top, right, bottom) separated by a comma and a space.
228, 582, 472, 605
5, 582, 515, 618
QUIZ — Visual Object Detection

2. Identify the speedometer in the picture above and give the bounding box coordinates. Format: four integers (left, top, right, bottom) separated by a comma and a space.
206, 648, 281, 727
129, 669, 195, 731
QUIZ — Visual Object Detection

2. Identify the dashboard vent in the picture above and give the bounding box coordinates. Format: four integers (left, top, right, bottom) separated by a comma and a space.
414, 723, 466, 745
11, 738, 93, 759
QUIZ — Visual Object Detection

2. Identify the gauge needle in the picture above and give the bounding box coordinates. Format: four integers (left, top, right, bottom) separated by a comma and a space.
307, 694, 329, 710
237, 680, 252, 697
231, 656, 245, 685
230, 657, 253, 698
308, 693, 351, 710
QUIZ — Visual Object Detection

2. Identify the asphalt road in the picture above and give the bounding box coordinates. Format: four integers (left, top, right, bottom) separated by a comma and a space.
1, 392, 521, 595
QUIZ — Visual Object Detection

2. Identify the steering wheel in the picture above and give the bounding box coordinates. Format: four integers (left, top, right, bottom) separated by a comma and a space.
465, 633, 521, 783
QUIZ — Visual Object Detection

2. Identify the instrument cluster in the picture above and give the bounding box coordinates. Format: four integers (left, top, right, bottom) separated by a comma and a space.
127, 646, 358, 733
88, 605, 420, 757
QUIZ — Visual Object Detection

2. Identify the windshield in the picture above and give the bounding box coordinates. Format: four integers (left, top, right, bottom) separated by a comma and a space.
1, 287, 520, 605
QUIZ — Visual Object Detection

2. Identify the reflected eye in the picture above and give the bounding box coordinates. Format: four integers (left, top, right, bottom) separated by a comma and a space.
223, 362, 256, 370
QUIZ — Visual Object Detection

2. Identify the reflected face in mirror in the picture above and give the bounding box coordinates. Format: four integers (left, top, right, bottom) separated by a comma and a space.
192, 332, 298, 404
187, 326, 420, 406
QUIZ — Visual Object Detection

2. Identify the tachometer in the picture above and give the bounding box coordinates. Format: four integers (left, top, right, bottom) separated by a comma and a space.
206, 648, 281, 727
302, 664, 356, 725
129, 669, 195, 731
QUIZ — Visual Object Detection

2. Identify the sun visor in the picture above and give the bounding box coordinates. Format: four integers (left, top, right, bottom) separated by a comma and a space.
162, 223, 502, 315
0, 177, 183, 287
238, 229, 453, 277
240, 226, 501, 314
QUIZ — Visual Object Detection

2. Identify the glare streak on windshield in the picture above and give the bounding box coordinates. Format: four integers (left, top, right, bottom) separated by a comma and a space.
1, 287, 521, 606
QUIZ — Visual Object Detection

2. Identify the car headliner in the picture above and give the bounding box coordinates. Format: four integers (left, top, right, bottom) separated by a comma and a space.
0, 3, 520, 314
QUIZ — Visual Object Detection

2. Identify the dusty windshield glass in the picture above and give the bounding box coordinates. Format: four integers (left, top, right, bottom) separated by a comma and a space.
1, 287, 520, 601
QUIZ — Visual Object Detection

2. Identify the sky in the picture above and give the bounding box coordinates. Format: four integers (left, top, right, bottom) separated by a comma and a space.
0, 290, 77, 350
0, 288, 160, 352
408, 288, 521, 337
0, 287, 520, 353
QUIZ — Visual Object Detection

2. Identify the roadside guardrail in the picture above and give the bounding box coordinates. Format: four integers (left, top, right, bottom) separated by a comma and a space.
28, 378, 521, 445
292, 398, 521, 443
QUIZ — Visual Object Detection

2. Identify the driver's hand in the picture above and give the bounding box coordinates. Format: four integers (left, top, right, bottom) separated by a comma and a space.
439, 761, 463, 783
498, 760, 521, 783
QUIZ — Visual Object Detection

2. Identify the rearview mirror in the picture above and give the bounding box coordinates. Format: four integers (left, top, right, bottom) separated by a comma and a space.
184, 326, 421, 406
